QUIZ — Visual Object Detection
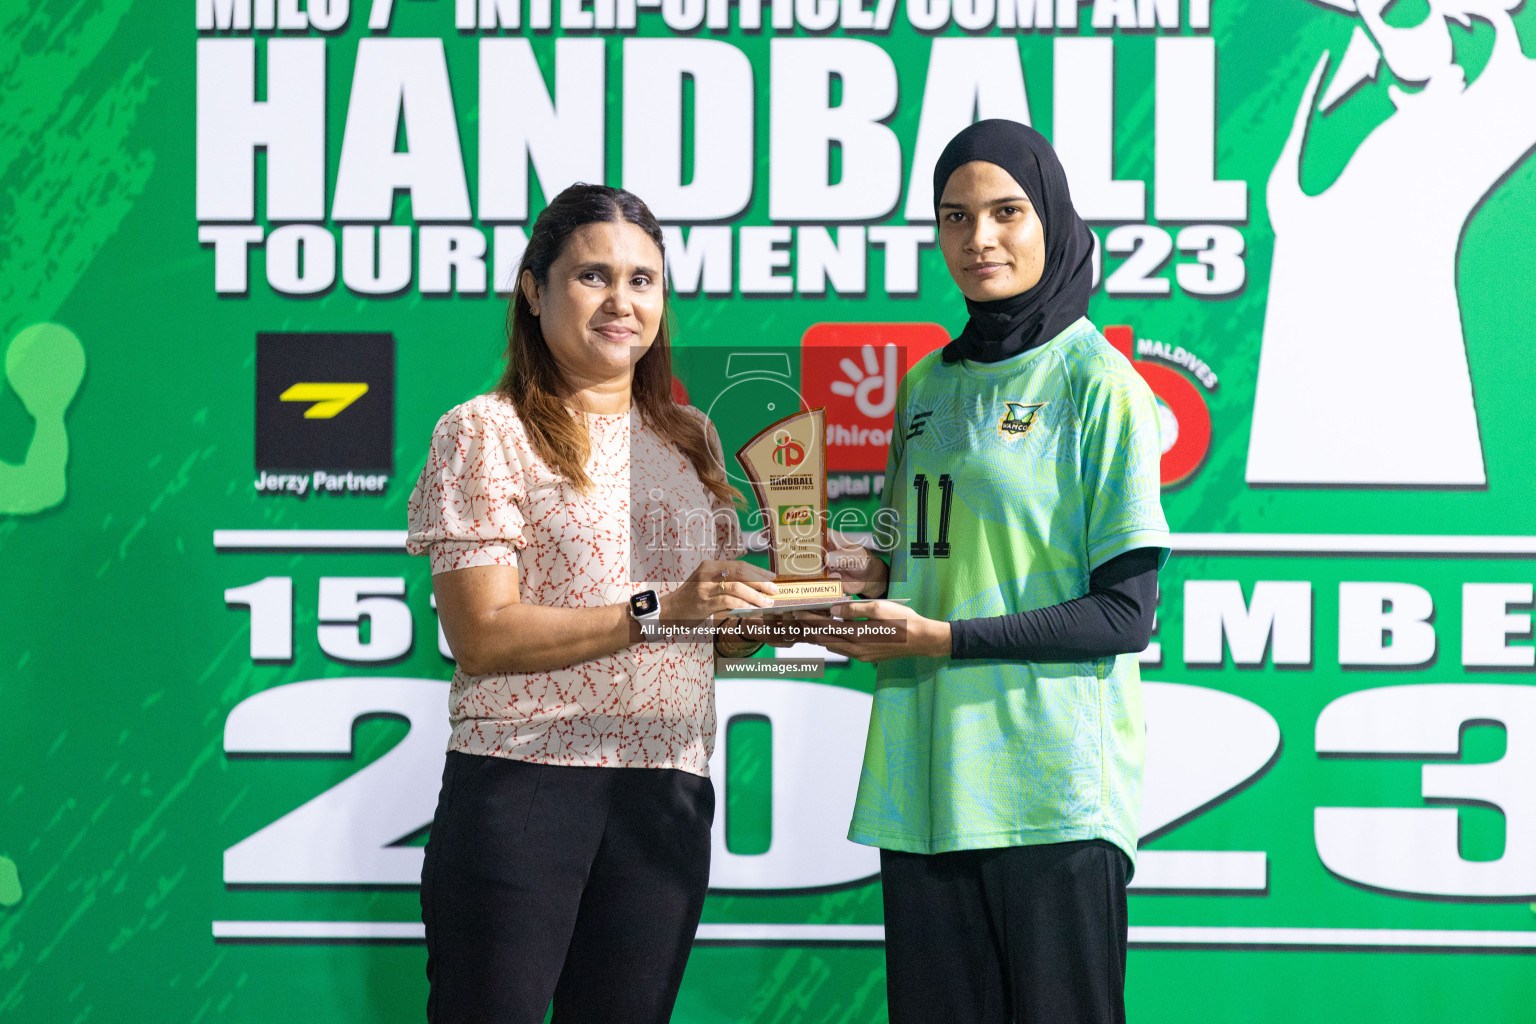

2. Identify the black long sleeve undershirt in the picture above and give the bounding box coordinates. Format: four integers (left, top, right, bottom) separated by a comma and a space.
948, 547, 1161, 662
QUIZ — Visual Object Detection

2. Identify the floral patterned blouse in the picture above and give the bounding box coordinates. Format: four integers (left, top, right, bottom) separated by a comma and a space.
406, 393, 741, 776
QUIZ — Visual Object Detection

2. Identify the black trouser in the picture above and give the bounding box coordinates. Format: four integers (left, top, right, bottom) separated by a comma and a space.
880, 840, 1130, 1024
421, 752, 714, 1024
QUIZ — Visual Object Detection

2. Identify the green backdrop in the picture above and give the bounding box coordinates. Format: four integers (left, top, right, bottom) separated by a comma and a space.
3, 0, 1535, 1020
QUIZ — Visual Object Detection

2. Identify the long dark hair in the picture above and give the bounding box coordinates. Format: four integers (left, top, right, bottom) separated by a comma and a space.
496, 184, 737, 501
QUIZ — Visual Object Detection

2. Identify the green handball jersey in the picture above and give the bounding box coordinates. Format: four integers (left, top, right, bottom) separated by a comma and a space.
849, 318, 1170, 865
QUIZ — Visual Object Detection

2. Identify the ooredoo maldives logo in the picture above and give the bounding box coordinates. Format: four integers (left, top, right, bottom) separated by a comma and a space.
1105, 325, 1217, 489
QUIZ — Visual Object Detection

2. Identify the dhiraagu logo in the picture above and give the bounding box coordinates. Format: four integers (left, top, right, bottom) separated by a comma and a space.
779, 505, 814, 526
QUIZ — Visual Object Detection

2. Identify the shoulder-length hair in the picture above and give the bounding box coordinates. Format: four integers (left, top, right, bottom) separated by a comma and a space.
497, 183, 739, 503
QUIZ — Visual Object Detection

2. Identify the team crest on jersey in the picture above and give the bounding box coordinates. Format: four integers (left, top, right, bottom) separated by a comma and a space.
997, 401, 1045, 442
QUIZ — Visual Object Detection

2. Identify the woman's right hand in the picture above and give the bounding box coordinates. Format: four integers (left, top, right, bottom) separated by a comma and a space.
661, 560, 778, 625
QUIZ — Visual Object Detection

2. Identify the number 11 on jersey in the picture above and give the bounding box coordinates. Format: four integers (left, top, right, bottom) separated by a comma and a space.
910, 473, 954, 560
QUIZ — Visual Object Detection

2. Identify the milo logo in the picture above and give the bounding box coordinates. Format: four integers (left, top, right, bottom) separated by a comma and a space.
779, 505, 814, 526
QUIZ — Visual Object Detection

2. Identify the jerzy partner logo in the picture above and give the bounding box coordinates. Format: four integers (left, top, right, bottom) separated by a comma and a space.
254, 332, 394, 497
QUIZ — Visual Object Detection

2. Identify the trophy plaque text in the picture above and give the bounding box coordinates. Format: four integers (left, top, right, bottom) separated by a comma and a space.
735, 408, 844, 607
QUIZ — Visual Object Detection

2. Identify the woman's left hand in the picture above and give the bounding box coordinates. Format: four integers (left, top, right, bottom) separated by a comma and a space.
792, 601, 951, 663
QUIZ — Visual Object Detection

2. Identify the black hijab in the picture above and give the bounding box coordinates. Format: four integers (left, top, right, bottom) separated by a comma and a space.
933, 119, 1096, 364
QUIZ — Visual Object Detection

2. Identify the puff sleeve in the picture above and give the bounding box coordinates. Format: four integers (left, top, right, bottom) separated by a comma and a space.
406, 400, 529, 575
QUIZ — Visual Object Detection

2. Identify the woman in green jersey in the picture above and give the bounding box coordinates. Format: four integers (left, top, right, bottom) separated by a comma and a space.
802, 119, 1170, 1024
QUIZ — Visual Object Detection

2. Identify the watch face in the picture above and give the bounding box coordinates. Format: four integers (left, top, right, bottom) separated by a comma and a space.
631, 590, 660, 616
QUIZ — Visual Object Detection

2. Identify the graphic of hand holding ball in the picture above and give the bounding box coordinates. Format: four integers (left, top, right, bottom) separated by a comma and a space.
0, 323, 86, 515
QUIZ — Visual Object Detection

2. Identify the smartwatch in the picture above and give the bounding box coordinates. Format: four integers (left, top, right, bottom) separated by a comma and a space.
629, 589, 661, 622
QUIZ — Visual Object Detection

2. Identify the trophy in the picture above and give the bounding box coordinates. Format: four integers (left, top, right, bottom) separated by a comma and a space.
735, 408, 846, 608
